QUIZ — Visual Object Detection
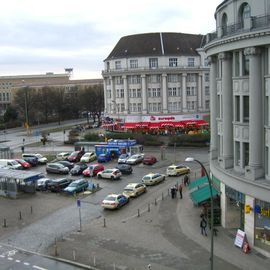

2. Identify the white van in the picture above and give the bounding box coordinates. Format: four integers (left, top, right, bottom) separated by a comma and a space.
0, 159, 22, 170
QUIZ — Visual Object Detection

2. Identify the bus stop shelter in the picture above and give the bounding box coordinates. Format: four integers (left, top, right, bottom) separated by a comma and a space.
0, 169, 43, 199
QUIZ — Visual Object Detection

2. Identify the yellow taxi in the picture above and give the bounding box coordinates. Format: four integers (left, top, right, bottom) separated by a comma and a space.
166, 164, 190, 176
123, 183, 147, 198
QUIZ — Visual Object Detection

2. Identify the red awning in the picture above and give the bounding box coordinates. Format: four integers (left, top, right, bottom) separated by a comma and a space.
135, 122, 149, 128
160, 122, 175, 127
174, 122, 185, 128
123, 123, 137, 129
149, 123, 161, 129
101, 123, 115, 128
196, 120, 209, 126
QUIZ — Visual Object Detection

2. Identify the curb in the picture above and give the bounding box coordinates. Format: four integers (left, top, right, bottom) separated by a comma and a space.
0, 242, 101, 270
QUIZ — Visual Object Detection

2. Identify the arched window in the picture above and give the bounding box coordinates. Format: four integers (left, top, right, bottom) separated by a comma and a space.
239, 3, 251, 27
221, 13, 228, 36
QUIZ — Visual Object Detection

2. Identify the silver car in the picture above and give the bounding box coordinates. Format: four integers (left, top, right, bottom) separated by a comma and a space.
142, 173, 166, 186
126, 154, 144, 165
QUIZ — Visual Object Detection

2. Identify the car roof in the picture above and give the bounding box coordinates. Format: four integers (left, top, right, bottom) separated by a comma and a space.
125, 183, 141, 188
73, 179, 86, 183
52, 178, 68, 182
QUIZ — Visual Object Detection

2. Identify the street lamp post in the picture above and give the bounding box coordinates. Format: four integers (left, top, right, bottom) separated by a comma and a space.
185, 157, 214, 270
22, 80, 30, 135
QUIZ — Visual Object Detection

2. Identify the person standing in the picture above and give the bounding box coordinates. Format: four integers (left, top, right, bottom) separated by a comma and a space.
178, 184, 183, 199
200, 217, 207, 236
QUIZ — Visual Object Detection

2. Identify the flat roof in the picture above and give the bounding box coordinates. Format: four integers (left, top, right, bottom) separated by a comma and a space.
0, 168, 43, 182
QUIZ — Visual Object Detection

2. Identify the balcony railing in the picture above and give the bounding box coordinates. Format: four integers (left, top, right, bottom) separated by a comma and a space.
206, 13, 270, 44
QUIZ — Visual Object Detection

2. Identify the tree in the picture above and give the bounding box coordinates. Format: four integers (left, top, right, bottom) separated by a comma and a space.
3, 105, 18, 123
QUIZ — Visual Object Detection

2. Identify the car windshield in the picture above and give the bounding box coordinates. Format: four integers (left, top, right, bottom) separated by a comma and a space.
124, 187, 134, 191
143, 176, 150, 180
104, 196, 116, 201
120, 154, 128, 158
167, 167, 174, 170
70, 152, 78, 157
69, 183, 78, 187
35, 154, 43, 158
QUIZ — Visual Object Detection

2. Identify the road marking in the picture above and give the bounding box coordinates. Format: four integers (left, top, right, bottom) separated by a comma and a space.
16, 259, 21, 263
7, 257, 13, 261
33, 265, 48, 270
24, 262, 30, 265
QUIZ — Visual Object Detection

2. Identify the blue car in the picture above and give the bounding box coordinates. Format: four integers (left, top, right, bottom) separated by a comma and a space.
97, 154, 111, 163
63, 179, 89, 194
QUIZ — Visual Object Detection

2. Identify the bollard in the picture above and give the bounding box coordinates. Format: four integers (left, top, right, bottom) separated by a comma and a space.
54, 239, 58, 256
162, 192, 164, 200
113, 263, 116, 270
19, 211, 22, 220
103, 218, 106, 227
155, 198, 157, 206
148, 203, 150, 212
137, 209, 140, 217
30, 206, 33, 214
93, 255, 96, 266
3, 218, 7, 228
73, 250, 76, 261
168, 188, 170, 196
97, 183, 100, 190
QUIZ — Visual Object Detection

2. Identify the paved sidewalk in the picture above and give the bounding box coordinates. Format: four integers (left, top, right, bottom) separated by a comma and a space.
178, 186, 270, 270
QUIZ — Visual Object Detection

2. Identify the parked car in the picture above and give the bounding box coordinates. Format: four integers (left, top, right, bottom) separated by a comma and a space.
126, 154, 144, 165
117, 153, 130, 164
0, 159, 22, 170
46, 163, 69, 174
123, 183, 146, 198
142, 173, 166, 186
22, 153, 48, 164
36, 177, 52, 191
80, 152, 96, 163
22, 156, 38, 167
63, 179, 89, 194
143, 155, 157, 165
101, 194, 129, 210
97, 153, 111, 163
82, 164, 104, 177
15, 159, 31, 169
56, 152, 70, 161
115, 164, 133, 175
56, 160, 74, 170
70, 163, 88, 176
166, 164, 190, 176
97, 168, 122, 180
47, 178, 72, 192
67, 151, 84, 162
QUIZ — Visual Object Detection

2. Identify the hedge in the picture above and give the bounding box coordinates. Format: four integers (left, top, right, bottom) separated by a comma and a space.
168, 134, 210, 147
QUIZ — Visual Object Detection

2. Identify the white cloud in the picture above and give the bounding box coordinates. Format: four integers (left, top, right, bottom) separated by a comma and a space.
0, 0, 221, 78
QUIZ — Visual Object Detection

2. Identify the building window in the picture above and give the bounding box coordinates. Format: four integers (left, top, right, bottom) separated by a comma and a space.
149, 58, 158, 69
205, 86, 210, 96
235, 141, 240, 167
148, 88, 151, 97
168, 74, 178, 82
115, 76, 123, 85
107, 90, 111, 98
106, 62, 110, 71
137, 103, 141, 112
129, 89, 132, 98
243, 96, 249, 122
169, 58, 178, 67
243, 54, 249, 76
121, 103, 125, 112
188, 58, 195, 67
130, 59, 138, 69
137, 89, 141, 98
156, 88, 161, 97
205, 100, 210, 109
120, 89, 124, 98
116, 89, 120, 98
148, 75, 160, 83
187, 87, 191, 96
235, 96, 240, 122
128, 75, 141, 84
244, 142, 249, 166
3, 93, 6, 101
234, 51, 240, 77
152, 88, 157, 97
132, 89, 136, 98
205, 73, 209, 82
187, 73, 196, 82
115, 61, 121, 70
158, 103, 162, 112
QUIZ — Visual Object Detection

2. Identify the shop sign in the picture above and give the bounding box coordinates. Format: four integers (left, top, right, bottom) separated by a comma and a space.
245, 204, 251, 214
234, 229, 246, 248
254, 205, 270, 217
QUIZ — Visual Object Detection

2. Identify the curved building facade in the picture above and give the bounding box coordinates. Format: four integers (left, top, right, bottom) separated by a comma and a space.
102, 32, 210, 122
205, 0, 270, 255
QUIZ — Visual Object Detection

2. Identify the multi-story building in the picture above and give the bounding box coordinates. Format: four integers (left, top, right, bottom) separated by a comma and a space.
205, 0, 270, 256
102, 32, 210, 123
0, 71, 102, 115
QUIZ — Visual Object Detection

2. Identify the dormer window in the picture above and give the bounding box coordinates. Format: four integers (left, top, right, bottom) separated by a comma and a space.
169, 58, 178, 67
149, 58, 158, 69
115, 61, 121, 70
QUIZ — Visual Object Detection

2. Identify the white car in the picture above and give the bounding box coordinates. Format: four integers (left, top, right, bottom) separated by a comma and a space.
80, 152, 96, 163
101, 194, 129, 209
22, 153, 48, 164
56, 152, 70, 161
123, 183, 147, 198
97, 168, 122, 180
142, 173, 166, 186
126, 154, 144, 165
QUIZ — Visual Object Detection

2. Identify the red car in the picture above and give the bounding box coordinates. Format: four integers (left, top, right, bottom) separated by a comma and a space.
83, 164, 105, 177
15, 159, 31, 169
143, 155, 157, 165
67, 150, 84, 162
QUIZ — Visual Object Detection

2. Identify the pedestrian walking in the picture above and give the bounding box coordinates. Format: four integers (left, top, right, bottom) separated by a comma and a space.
21, 145, 25, 154
200, 217, 207, 236
178, 184, 183, 199
184, 174, 188, 186
170, 186, 176, 199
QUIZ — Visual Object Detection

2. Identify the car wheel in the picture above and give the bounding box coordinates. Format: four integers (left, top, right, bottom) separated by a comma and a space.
111, 176, 114, 180
98, 174, 102, 179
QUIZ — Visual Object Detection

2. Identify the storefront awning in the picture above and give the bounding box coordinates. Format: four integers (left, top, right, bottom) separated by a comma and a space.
190, 184, 219, 205
149, 123, 161, 129
123, 123, 137, 129
196, 120, 209, 126
188, 176, 208, 190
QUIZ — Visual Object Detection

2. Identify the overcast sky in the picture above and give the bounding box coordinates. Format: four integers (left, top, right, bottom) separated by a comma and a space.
0, 0, 221, 79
